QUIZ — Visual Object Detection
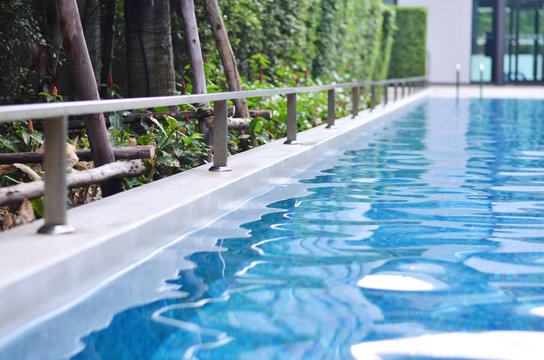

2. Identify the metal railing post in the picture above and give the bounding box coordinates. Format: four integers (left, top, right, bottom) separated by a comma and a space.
394, 83, 398, 101
479, 63, 484, 99
370, 85, 376, 111
326, 89, 335, 128
352, 87, 359, 118
456, 64, 460, 98
401, 82, 405, 98
384, 84, 388, 105
284, 93, 299, 144
209, 100, 231, 172
38, 116, 74, 235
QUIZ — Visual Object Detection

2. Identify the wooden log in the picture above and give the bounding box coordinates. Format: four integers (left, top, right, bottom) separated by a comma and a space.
0, 146, 155, 164
0, 160, 145, 207
203, 0, 250, 119
206, 117, 251, 131
249, 110, 272, 119
55, 0, 123, 196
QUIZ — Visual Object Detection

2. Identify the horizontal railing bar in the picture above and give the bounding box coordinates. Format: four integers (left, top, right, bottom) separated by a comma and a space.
0, 77, 426, 123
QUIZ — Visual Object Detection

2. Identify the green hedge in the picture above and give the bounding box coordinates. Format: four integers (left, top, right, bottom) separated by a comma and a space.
181, 0, 388, 83
388, 6, 427, 78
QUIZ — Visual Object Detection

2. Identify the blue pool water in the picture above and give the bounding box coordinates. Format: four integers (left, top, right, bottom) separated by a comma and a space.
3, 98, 544, 359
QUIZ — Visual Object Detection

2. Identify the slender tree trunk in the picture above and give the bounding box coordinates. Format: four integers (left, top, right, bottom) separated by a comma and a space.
180, 0, 206, 96
202, 0, 250, 118
125, 0, 176, 97
100, 0, 117, 98
55, 0, 123, 196
180, 0, 210, 142
29, 0, 63, 96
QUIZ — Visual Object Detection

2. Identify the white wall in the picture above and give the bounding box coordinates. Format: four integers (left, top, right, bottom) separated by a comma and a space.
397, 0, 473, 84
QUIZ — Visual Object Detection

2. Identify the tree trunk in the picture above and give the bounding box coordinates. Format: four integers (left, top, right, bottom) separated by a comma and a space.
202, 0, 250, 118
125, 0, 176, 97
180, 0, 210, 142
28, 0, 63, 96
180, 0, 206, 96
55, 0, 123, 196
100, 0, 117, 98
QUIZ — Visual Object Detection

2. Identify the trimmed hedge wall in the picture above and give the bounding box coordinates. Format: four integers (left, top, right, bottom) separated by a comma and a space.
183, 0, 391, 83
388, 7, 427, 78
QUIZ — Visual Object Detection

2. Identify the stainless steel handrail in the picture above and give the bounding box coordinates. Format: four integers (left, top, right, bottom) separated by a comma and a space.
0, 76, 426, 122
0, 75, 428, 234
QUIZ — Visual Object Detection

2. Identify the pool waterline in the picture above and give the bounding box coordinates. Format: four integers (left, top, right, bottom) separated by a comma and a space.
4, 94, 544, 359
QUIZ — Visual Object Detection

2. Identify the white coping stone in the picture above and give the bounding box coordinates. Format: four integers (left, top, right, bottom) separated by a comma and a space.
0, 89, 429, 342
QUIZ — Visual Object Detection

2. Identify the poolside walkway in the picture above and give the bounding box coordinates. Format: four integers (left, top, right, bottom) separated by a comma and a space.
429, 84, 544, 98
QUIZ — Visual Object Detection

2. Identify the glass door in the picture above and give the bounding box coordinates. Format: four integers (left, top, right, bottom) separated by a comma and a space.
505, 0, 544, 83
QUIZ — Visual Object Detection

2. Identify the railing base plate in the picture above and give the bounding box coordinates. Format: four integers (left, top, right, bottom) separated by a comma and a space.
325, 124, 336, 129
209, 165, 232, 172
284, 140, 300, 145
37, 224, 75, 235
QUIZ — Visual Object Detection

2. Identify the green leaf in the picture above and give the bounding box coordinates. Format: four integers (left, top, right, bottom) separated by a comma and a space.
165, 115, 179, 130
137, 134, 155, 146
182, 136, 192, 145
249, 118, 262, 133
172, 143, 184, 157
30, 198, 44, 217
108, 111, 124, 129
157, 155, 177, 167
150, 117, 167, 137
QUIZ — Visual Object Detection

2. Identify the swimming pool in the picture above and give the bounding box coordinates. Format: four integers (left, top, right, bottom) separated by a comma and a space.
3, 97, 544, 359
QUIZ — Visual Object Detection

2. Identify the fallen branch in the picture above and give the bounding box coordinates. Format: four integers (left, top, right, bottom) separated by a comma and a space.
0, 146, 154, 164
0, 160, 145, 207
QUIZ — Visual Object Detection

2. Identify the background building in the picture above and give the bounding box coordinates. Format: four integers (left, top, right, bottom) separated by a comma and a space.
388, 0, 544, 84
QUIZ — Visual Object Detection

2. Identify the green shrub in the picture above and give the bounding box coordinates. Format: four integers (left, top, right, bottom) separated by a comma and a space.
388, 6, 427, 78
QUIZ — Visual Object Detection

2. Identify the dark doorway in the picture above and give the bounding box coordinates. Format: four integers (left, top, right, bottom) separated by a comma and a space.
472, 0, 544, 84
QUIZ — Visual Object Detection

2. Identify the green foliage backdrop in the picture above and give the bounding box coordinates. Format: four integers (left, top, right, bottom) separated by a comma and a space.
387, 6, 428, 78
177, 0, 392, 85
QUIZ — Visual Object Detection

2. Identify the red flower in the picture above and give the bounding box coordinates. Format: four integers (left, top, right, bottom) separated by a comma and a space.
295, 76, 300, 84
347, 64, 350, 69
108, 76, 113, 87
27, 120, 33, 133
185, 115, 190, 123
320, 73, 324, 78
339, 100, 343, 107
202, 55, 206, 62
181, 82, 186, 94
304, 70, 309, 79
260, 71, 263, 82
51, 86, 58, 97
284, 62, 288, 67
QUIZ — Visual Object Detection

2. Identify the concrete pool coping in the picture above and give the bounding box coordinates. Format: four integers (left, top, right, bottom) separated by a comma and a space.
1, 85, 543, 342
